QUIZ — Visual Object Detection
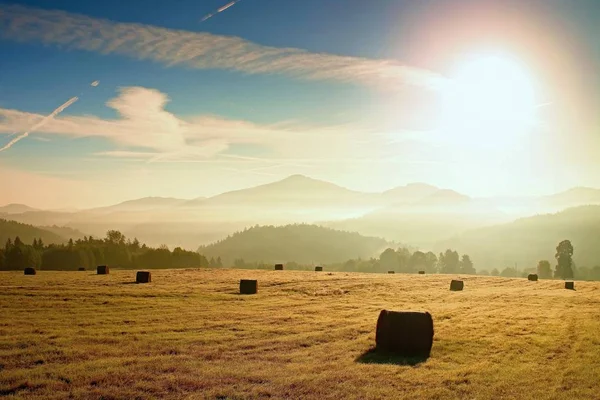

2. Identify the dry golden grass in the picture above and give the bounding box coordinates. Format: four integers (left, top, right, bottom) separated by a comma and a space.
1, 269, 600, 399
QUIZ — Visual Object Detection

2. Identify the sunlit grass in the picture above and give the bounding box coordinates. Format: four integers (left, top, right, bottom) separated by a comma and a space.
1, 270, 599, 399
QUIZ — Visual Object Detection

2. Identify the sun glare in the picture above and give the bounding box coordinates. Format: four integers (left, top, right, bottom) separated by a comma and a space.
439, 52, 537, 149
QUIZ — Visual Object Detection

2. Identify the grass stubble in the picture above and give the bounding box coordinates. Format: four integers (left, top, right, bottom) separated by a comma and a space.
1, 269, 599, 399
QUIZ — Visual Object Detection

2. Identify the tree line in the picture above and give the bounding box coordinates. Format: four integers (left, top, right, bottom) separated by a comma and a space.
231, 247, 475, 274
0, 230, 208, 271
2, 231, 597, 281
319, 247, 475, 274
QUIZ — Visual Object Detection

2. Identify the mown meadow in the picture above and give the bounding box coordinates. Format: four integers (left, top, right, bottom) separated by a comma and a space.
1, 269, 600, 399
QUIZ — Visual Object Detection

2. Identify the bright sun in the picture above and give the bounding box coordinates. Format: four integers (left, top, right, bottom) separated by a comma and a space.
439, 53, 537, 148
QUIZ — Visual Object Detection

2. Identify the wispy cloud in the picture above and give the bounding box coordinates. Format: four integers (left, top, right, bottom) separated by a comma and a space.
0, 4, 446, 90
0, 87, 261, 156
0, 86, 384, 160
0, 86, 437, 169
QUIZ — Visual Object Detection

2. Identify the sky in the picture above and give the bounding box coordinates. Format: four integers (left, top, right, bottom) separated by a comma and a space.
0, 0, 599, 208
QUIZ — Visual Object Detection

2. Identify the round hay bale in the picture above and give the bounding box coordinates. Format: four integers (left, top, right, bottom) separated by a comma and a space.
240, 279, 258, 294
315, 266, 323, 272
388, 271, 395, 274
450, 280, 464, 291
274, 264, 284, 271
78, 267, 86, 271
528, 274, 538, 281
565, 281, 575, 290
418, 271, 425, 275
375, 310, 434, 356
136, 271, 151, 283
24, 267, 36, 275
97, 265, 109, 275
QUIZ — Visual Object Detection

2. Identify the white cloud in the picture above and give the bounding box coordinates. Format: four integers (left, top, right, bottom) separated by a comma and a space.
0, 4, 446, 90
0, 86, 404, 162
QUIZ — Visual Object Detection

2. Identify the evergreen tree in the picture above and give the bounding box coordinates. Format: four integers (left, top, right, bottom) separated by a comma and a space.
459, 254, 476, 275
440, 249, 460, 274
424, 251, 438, 273
408, 251, 426, 273
555, 240, 574, 280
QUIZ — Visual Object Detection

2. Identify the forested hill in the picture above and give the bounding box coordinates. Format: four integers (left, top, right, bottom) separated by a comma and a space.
438, 205, 600, 270
199, 224, 391, 265
0, 219, 67, 245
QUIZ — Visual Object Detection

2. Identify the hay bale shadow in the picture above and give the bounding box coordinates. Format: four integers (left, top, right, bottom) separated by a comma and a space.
355, 347, 429, 366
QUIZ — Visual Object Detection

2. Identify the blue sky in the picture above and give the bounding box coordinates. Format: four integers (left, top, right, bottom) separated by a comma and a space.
0, 0, 599, 208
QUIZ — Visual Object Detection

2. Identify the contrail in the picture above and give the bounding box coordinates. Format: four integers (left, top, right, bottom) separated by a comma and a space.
0, 96, 79, 152
201, 0, 242, 22
0, 80, 100, 152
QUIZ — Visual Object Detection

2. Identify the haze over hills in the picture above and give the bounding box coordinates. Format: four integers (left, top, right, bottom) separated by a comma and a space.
381, 183, 440, 204
2, 175, 600, 254
437, 205, 600, 271
88, 197, 189, 213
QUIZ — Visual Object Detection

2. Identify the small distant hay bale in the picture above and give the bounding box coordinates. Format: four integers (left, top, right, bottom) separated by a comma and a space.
450, 280, 464, 291
565, 281, 575, 290
315, 266, 323, 272
388, 271, 395, 274
528, 274, 538, 281
97, 265, 109, 275
136, 271, 151, 283
375, 310, 434, 356
78, 267, 86, 271
418, 271, 425, 275
274, 264, 284, 271
240, 279, 258, 294
24, 267, 36, 275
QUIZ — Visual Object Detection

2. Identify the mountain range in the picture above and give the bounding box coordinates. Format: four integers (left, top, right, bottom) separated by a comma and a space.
2, 175, 600, 266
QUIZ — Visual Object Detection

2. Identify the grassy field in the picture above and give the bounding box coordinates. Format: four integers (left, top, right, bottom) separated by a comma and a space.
1, 269, 600, 399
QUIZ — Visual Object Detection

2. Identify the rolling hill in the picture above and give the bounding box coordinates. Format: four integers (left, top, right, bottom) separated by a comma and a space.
437, 205, 600, 271
0, 219, 69, 245
199, 224, 391, 265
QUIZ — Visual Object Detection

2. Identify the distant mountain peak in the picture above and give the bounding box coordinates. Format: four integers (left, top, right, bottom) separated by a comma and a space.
0, 203, 38, 214
285, 174, 310, 180
277, 174, 333, 186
